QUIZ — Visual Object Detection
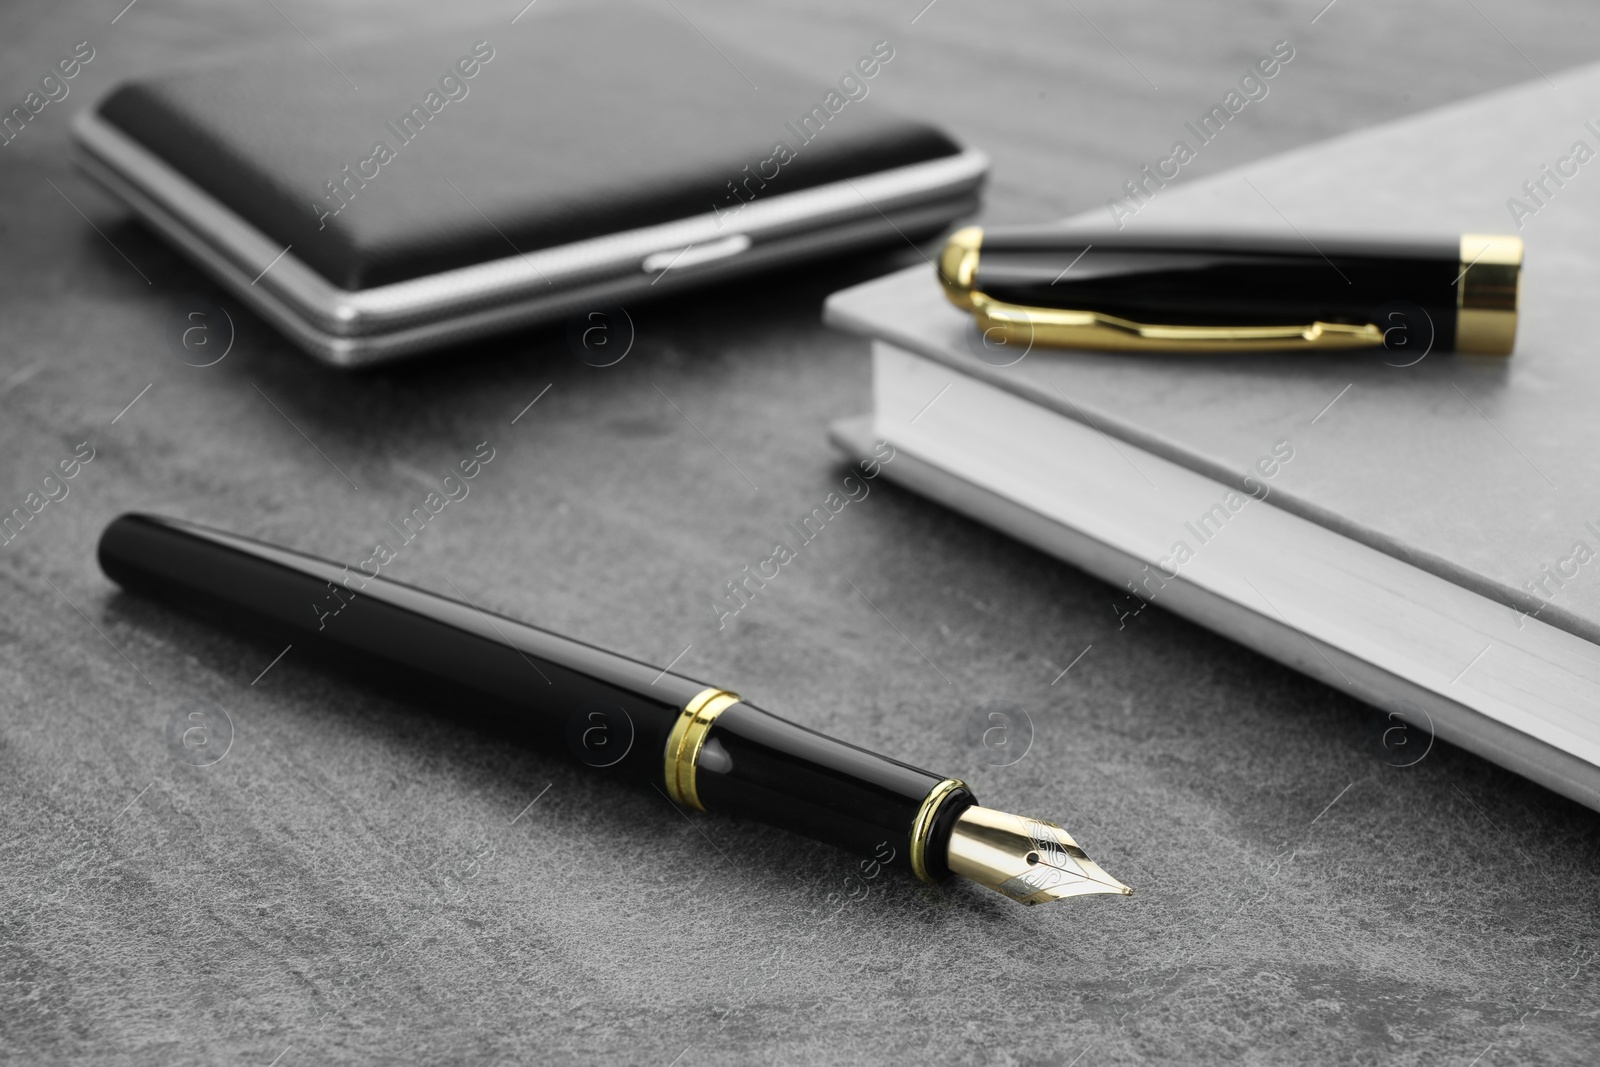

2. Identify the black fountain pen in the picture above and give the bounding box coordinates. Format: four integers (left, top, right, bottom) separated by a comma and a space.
98, 514, 1131, 907
940, 226, 1523, 355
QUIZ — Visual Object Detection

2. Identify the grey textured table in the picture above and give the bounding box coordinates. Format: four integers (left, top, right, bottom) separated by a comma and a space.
4, 1, 1599, 1064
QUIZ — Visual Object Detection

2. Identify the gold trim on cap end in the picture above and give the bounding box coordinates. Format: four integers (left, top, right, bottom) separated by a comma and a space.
938, 226, 983, 310
909, 777, 969, 882
1456, 233, 1522, 356
664, 687, 742, 811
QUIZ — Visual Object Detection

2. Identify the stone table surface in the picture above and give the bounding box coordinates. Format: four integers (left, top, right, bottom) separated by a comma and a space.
3, 1, 1599, 1064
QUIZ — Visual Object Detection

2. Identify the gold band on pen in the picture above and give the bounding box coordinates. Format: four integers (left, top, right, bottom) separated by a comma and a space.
664, 687, 742, 811
1456, 233, 1522, 356
908, 777, 969, 882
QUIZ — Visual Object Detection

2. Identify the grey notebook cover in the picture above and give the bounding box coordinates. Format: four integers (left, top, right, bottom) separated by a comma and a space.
827, 63, 1600, 650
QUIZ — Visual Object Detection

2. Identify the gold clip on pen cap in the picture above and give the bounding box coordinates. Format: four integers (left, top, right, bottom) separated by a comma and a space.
939, 226, 1523, 356
938, 225, 984, 311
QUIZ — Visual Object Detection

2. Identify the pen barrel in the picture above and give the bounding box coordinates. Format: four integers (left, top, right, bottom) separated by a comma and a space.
695, 703, 975, 881
97, 513, 707, 783
98, 513, 981, 880
973, 228, 1466, 350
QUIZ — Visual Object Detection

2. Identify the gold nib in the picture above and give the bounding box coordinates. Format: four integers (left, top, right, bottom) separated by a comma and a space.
946, 805, 1133, 906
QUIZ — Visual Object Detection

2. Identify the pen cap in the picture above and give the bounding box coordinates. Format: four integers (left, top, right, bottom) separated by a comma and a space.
940, 226, 1522, 355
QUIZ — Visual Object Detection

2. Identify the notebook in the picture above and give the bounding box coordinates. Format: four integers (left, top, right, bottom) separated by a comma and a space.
825, 63, 1600, 812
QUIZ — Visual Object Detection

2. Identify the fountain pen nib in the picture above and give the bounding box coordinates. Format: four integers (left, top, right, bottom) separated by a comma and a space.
945, 805, 1133, 906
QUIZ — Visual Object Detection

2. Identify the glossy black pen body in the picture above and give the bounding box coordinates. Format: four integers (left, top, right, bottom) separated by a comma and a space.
97, 512, 1133, 907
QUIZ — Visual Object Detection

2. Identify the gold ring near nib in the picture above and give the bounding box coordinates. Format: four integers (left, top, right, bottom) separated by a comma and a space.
947, 805, 1133, 905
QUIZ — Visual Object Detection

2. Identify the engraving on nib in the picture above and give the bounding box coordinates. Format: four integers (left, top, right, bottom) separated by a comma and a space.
946, 806, 1133, 906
